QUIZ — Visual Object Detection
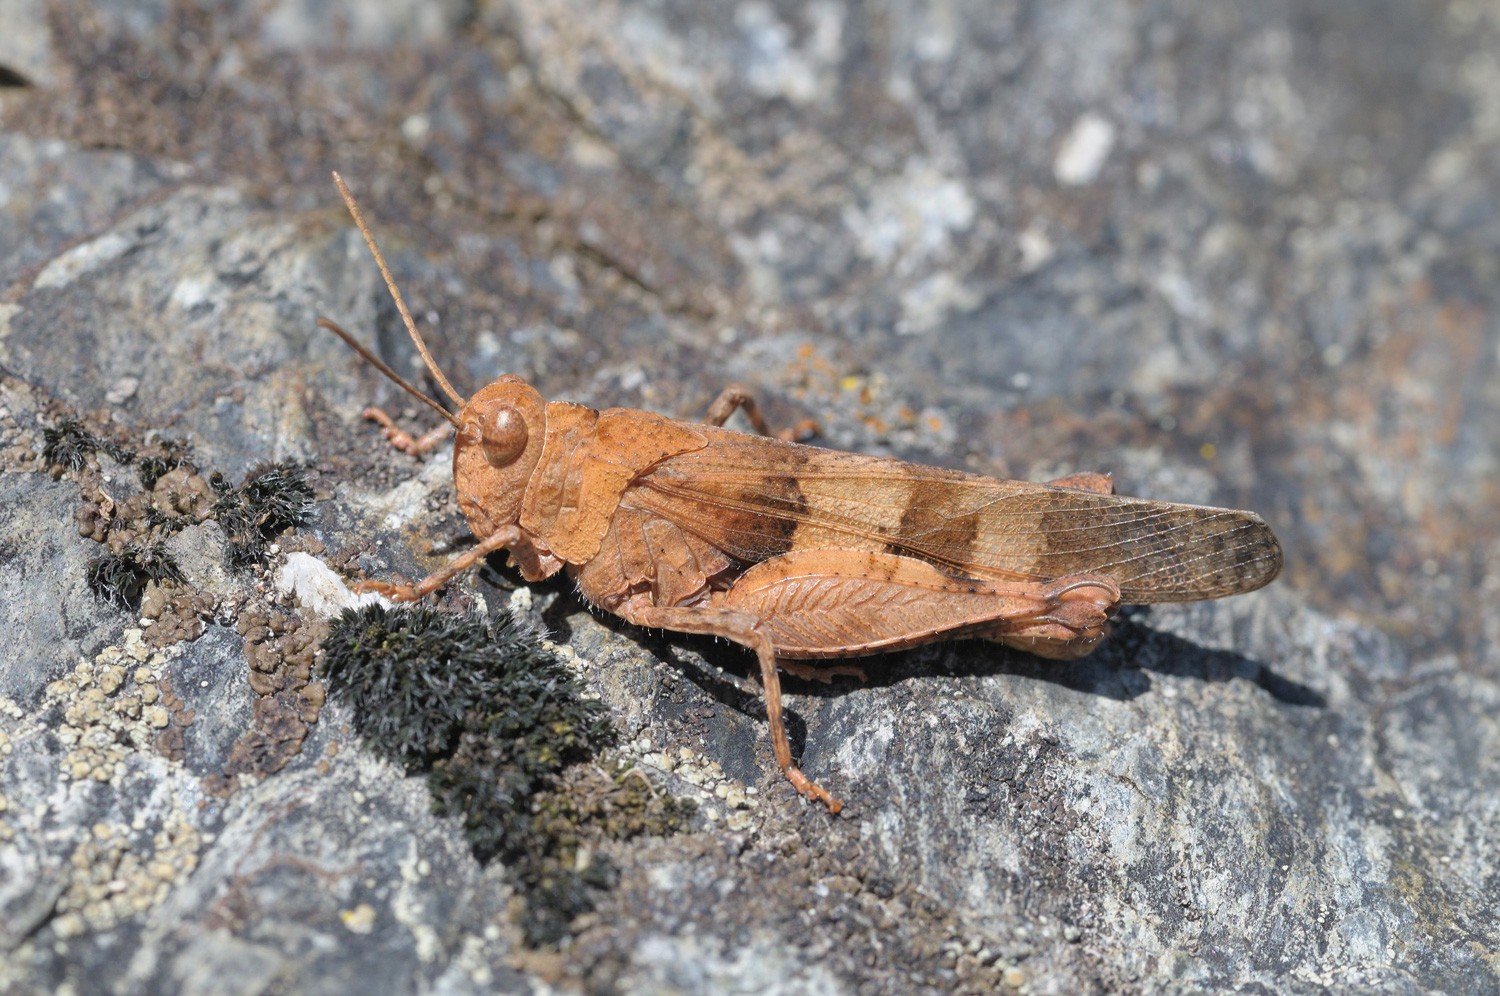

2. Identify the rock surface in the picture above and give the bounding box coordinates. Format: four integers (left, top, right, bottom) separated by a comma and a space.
2, 0, 1497, 992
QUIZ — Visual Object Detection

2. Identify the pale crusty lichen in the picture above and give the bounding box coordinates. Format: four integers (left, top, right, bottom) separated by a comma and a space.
46, 628, 187, 783
50, 812, 201, 938
0, 630, 203, 949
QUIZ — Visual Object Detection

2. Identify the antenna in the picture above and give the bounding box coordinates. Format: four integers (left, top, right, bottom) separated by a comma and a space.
329, 171, 468, 410
315, 318, 459, 426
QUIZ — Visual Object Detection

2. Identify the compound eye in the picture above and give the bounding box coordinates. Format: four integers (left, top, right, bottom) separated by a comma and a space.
481, 405, 528, 467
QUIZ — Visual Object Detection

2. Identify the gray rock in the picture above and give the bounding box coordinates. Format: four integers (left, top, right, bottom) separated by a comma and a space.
0, 0, 56, 89
0, 464, 120, 701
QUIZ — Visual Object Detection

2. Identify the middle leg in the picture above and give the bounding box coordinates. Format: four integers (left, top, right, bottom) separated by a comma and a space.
703, 385, 819, 442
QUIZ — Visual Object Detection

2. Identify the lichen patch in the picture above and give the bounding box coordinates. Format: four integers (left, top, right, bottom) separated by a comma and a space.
45, 630, 192, 783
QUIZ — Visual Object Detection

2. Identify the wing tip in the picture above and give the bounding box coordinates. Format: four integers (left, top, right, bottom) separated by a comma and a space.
1119, 506, 1285, 603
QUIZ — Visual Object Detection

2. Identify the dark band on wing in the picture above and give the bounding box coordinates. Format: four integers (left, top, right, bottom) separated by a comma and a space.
630, 436, 1282, 603
892, 481, 983, 564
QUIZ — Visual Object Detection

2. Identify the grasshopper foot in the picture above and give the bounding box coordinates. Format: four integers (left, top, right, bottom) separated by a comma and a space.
362, 407, 453, 456
787, 766, 843, 814
352, 577, 422, 602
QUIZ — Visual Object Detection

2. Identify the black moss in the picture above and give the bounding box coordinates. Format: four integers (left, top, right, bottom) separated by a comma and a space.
320, 604, 622, 946
518, 764, 698, 946
86, 544, 185, 610
321, 605, 614, 840
210, 462, 317, 564
42, 419, 104, 472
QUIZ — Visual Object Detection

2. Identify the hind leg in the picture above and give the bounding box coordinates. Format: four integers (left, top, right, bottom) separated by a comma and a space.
621, 602, 844, 814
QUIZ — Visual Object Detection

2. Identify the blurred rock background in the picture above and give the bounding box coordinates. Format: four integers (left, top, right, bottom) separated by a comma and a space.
1, 0, 1496, 992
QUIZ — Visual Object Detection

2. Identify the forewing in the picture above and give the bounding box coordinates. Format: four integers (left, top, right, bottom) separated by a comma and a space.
628, 430, 1282, 603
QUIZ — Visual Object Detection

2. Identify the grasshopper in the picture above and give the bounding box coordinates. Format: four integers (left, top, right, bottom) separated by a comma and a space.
318, 173, 1282, 813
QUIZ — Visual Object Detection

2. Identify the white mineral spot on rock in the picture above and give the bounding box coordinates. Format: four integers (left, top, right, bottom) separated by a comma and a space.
507, 586, 534, 617
169, 275, 219, 312
104, 376, 139, 405
846, 161, 976, 269
736, 0, 839, 105
898, 272, 979, 336
1017, 222, 1055, 272
401, 113, 430, 141
1053, 113, 1116, 187
275, 552, 390, 617
34, 231, 132, 290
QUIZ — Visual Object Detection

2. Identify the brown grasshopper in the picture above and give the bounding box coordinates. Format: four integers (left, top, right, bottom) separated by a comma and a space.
318, 173, 1282, 813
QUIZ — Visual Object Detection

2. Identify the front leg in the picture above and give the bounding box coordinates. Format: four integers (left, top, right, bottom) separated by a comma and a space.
362, 407, 453, 456
356, 525, 523, 602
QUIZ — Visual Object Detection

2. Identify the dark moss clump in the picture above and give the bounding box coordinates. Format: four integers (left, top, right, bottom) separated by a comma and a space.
42, 418, 113, 472
86, 544, 185, 610
519, 765, 698, 946
210, 462, 317, 564
321, 604, 631, 945
321, 604, 614, 842
432, 717, 605, 863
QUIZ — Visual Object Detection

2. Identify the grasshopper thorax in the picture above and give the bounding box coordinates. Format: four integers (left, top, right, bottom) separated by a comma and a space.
452, 375, 547, 537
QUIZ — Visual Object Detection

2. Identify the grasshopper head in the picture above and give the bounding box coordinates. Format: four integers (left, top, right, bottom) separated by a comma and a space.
318, 172, 551, 544
452, 375, 547, 536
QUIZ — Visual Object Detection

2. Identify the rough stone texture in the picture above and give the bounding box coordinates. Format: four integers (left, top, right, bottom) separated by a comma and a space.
1, 0, 1497, 992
